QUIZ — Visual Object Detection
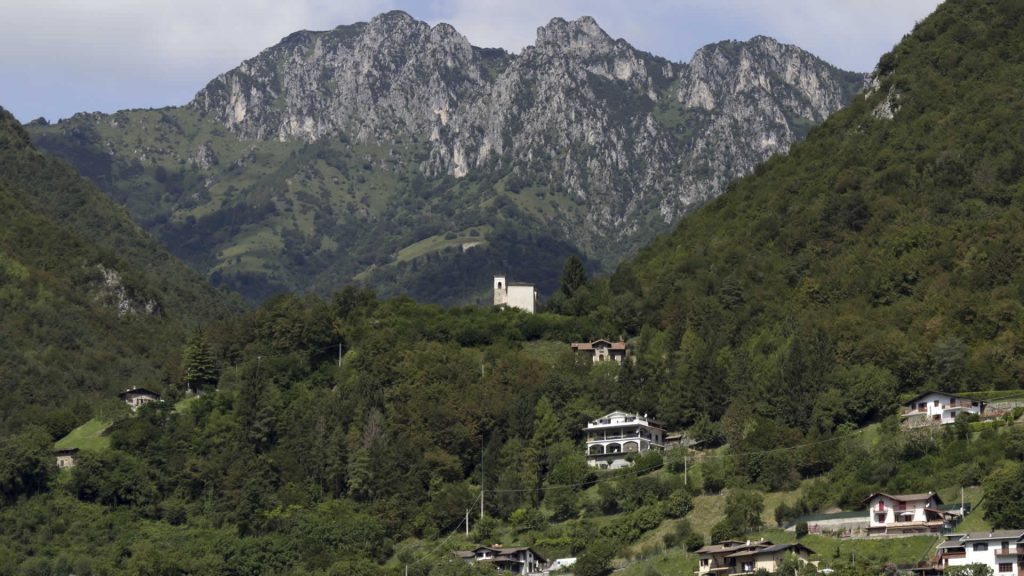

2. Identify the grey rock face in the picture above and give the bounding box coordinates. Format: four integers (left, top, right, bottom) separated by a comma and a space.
191, 11, 865, 258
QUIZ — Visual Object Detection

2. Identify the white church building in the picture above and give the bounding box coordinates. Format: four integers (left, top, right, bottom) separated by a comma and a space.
494, 275, 537, 313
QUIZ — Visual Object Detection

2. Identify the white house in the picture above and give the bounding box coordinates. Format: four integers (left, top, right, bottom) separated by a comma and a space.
901, 391, 985, 427
494, 275, 537, 314
119, 387, 162, 411
863, 491, 958, 535
570, 340, 627, 363
453, 546, 546, 574
937, 530, 1024, 575
585, 411, 664, 469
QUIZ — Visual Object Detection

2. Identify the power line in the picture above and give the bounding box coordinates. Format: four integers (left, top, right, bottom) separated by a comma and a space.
408, 514, 466, 567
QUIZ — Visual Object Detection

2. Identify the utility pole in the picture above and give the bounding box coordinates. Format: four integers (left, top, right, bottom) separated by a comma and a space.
338, 343, 343, 367
684, 453, 688, 486
480, 435, 485, 520
466, 509, 470, 536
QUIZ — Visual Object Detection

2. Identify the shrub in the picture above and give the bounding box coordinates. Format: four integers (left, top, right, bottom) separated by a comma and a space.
664, 489, 694, 519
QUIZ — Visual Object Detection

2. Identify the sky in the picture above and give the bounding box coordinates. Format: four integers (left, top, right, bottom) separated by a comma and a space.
2, 0, 943, 123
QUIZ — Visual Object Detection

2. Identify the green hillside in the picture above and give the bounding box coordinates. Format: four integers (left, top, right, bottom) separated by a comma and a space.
582, 0, 1024, 433
6, 1, 1024, 575
26, 106, 598, 305
0, 107, 237, 434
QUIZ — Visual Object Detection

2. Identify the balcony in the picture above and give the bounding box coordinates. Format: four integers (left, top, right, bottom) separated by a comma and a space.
588, 431, 650, 441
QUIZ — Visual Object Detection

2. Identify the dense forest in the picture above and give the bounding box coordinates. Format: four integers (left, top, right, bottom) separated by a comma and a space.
0, 108, 237, 434
4, 0, 1024, 574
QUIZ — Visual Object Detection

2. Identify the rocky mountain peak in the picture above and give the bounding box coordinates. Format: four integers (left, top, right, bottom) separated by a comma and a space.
534, 15, 616, 56
45, 13, 866, 303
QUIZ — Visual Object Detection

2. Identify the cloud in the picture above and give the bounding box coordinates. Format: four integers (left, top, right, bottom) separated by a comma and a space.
1, 0, 940, 122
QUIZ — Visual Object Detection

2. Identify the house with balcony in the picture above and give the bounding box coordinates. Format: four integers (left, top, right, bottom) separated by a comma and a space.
570, 340, 627, 363
863, 491, 960, 535
901, 391, 985, 428
695, 539, 815, 575
584, 411, 664, 469
936, 530, 1024, 575
453, 545, 546, 574
118, 387, 162, 411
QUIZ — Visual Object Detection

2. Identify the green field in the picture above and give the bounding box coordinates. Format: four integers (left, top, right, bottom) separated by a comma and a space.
53, 418, 112, 452
394, 225, 492, 262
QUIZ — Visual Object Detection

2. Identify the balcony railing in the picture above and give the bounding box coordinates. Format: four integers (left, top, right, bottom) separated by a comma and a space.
588, 432, 653, 441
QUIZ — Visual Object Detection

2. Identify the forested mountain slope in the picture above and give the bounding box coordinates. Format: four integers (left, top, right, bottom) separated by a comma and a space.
0, 107, 236, 434
589, 0, 1024, 432
10, 2, 1024, 575
27, 12, 863, 304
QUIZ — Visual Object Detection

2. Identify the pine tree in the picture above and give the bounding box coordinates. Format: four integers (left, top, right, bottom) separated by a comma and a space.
559, 255, 588, 296
181, 330, 218, 394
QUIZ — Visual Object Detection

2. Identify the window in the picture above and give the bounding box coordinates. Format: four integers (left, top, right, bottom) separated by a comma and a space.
700, 559, 709, 567
998, 563, 1012, 573
974, 543, 989, 552
876, 513, 886, 523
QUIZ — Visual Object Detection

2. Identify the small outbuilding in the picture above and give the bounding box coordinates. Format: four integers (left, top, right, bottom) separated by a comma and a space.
54, 448, 80, 470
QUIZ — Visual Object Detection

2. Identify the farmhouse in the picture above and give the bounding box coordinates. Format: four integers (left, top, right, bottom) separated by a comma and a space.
936, 530, 1024, 575
901, 391, 985, 427
570, 339, 627, 363
584, 411, 664, 469
863, 491, 960, 535
452, 545, 546, 574
695, 539, 816, 575
493, 275, 537, 314
54, 448, 80, 469
119, 387, 161, 411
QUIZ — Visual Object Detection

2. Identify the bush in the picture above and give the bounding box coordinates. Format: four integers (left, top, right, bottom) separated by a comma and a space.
664, 489, 694, 519
684, 531, 705, 552
711, 518, 739, 543
702, 458, 726, 495
796, 522, 809, 539
575, 538, 618, 576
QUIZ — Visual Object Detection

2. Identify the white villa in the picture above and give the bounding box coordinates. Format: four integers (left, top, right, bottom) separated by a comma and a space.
863, 491, 959, 535
119, 387, 162, 411
585, 411, 664, 469
494, 275, 537, 314
901, 391, 985, 427
570, 339, 627, 363
937, 530, 1024, 575
453, 546, 546, 574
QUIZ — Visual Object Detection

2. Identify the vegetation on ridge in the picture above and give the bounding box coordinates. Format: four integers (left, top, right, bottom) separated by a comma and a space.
5, 0, 1024, 575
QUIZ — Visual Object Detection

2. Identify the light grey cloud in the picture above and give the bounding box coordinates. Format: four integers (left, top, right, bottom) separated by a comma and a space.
1, 0, 941, 122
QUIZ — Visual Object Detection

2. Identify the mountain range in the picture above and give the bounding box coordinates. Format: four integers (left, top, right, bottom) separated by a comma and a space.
27, 11, 864, 304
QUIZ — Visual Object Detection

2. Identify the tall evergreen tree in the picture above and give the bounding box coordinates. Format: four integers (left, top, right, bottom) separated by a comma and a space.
181, 330, 218, 394
559, 255, 588, 296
